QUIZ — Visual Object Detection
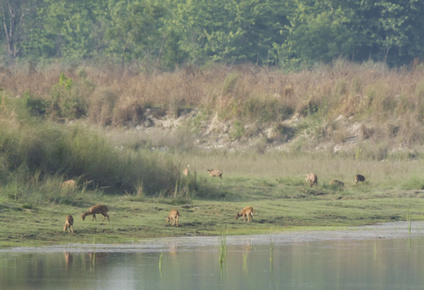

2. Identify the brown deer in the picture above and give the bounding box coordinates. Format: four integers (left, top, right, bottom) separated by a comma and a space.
63, 215, 74, 233
82, 205, 110, 222
183, 165, 190, 176
305, 173, 318, 187
235, 206, 254, 223
207, 169, 223, 179
329, 179, 344, 187
355, 174, 366, 184
166, 209, 180, 227
61, 179, 76, 189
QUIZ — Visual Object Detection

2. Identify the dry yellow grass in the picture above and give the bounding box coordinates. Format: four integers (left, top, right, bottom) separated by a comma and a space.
2, 61, 424, 147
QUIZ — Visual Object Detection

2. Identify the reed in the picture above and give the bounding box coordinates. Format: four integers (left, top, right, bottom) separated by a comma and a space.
269, 237, 274, 272
242, 251, 249, 274
159, 252, 163, 278
218, 234, 227, 266
407, 208, 412, 234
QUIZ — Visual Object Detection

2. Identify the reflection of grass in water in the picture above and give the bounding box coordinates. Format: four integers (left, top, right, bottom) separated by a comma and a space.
159, 253, 163, 278
243, 251, 249, 273
92, 238, 96, 267
269, 238, 274, 272
269, 229, 276, 272
218, 235, 227, 266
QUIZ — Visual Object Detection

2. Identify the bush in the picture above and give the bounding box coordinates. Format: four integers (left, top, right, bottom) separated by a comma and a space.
0, 109, 182, 200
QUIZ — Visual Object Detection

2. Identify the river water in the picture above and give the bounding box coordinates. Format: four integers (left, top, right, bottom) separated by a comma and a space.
1, 222, 424, 289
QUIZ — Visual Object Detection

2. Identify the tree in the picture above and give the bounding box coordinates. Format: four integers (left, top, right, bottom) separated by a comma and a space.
172, 0, 290, 66
104, 0, 166, 69
282, 0, 359, 67
0, 0, 39, 60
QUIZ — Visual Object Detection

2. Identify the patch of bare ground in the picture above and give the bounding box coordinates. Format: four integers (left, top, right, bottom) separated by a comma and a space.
115, 108, 416, 156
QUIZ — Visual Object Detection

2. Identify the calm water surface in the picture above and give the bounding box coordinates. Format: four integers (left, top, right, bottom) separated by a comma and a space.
1, 222, 424, 290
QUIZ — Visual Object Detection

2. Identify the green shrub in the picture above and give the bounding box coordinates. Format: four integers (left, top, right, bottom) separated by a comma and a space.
0, 115, 182, 199
230, 120, 245, 140
25, 92, 48, 117
49, 73, 90, 120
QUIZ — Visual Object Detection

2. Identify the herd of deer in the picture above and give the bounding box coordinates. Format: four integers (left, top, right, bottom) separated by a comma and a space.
63, 204, 253, 232
304, 172, 366, 188
62, 168, 365, 233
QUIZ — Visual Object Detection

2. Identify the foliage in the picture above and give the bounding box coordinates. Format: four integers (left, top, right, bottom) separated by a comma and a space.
0, 99, 182, 197
2, 0, 424, 68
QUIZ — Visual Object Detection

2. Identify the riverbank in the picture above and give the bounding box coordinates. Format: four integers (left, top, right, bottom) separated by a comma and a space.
2, 221, 424, 253
2, 171, 424, 249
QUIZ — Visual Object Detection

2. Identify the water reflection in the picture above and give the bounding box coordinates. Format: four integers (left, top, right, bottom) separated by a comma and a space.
64, 252, 73, 268
1, 222, 424, 289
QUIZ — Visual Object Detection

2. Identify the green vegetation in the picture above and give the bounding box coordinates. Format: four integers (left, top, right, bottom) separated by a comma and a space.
1, 60, 424, 248
1, 167, 424, 248
2, 0, 424, 68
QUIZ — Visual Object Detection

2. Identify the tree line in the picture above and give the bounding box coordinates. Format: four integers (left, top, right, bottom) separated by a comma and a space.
2, 0, 424, 70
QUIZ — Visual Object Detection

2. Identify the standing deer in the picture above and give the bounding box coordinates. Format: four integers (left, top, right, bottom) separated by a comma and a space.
305, 173, 318, 187
183, 165, 190, 176
355, 174, 366, 184
207, 169, 223, 179
63, 215, 74, 233
82, 205, 110, 222
235, 206, 254, 223
166, 209, 180, 227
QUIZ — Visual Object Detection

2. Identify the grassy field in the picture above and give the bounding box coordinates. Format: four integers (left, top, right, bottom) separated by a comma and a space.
2, 61, 424, 249
1, 153, 424, 249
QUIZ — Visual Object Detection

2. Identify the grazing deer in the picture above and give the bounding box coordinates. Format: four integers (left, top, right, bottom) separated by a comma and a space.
235, 206, 254, 223
305, 173, 318, 187
329, 179, 344, 187
63, 215, 74, 233
82, 205, 110, 222
207, 169, 223, 179
183, 165, 190, 176
61, 179, 76, 189
167, 209, 180, 227
355, 174, 365, 184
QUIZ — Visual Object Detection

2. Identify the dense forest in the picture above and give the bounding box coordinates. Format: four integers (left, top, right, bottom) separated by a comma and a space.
1, 0, 424, 69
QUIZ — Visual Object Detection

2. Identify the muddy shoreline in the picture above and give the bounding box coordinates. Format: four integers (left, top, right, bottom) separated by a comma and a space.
2, 221, 424, 253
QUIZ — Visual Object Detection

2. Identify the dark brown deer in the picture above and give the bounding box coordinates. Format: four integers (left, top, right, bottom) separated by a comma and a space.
355, 174, 366, 184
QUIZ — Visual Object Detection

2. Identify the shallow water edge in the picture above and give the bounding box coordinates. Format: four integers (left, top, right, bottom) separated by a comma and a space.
2, 221, 424, 253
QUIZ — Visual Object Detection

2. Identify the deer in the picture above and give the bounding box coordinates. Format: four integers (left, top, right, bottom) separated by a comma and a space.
329, 179, 344, 187
63, 215, 74, 233
82, 205, 110, 222
235, 206, 254, 223
305, 173, 318, 187
355, 174, 366, 184
183, 165, 190, 176
61, 179, 76, 189
207, 169, 223, 179
166, 209, 180, 227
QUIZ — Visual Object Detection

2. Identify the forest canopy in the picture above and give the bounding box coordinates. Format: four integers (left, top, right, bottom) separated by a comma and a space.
1, 0, 423, 70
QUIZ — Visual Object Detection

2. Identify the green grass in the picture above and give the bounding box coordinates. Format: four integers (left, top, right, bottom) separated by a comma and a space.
1, 164, 424, 248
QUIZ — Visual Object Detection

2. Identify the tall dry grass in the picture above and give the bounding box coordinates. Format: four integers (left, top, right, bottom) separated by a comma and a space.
2, 60, 424, 147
